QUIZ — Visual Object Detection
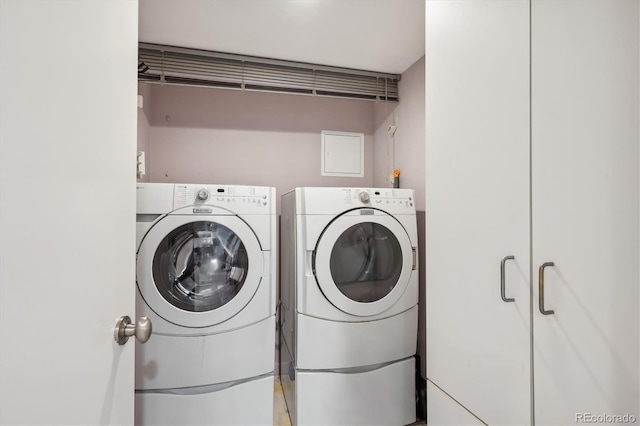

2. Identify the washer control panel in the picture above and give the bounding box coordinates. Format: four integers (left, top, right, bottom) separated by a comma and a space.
196, 189, 209, 201
173, 184, 272, 213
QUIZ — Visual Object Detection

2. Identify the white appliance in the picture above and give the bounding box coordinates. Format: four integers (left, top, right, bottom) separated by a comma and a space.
280, 187, 418, 426
134, 183, 276, 426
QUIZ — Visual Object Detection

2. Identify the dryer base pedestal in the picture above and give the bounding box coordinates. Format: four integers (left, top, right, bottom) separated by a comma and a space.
135, 375, 274, 426
291, 357, 416, 426
296, 307, 418, 369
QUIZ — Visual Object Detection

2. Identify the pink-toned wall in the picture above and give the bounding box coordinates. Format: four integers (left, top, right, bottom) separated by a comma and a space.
373, 56, 426, 379
140, 57, 425, 210
373, 56, 425, 210
142, 84, 375, 213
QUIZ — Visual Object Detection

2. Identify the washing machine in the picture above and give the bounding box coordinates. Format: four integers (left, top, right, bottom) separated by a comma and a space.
134, 183, 276, 426
280, 187, 418, 426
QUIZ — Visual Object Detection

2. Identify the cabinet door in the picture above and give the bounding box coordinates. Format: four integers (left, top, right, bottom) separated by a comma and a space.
531, 1, 640, 424
425, 1, 531, 425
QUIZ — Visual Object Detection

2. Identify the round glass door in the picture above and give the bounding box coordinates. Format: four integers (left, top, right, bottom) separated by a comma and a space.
137, 214, 263, 328
330, 223, 402, 303
313, 212, 414, 317
153, 221, 249, 312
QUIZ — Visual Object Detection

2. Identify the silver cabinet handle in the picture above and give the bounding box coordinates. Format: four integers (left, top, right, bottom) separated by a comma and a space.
538, 262, 555, 315
500, 255, 516, 302
114, 315, 152, 345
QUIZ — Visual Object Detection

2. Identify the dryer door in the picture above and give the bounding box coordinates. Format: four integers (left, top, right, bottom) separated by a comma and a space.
313, 210, 414, 316
137, 214, 264, 328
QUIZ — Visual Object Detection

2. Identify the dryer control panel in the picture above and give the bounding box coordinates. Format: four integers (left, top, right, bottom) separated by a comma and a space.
173, 184, 274, 214
350, 188, 414, 210
298, 187, 416, 215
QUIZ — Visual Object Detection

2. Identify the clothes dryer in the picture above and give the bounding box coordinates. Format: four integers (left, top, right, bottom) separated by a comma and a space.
135, 183, 276, 426
280, 187, 418, 426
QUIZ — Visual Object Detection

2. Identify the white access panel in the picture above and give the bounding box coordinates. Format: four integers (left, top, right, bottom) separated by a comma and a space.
321, 130, 364, 177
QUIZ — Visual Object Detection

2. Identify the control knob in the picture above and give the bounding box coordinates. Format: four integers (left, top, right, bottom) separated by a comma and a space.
196, 189, 209, 201
359, 192, 370, 203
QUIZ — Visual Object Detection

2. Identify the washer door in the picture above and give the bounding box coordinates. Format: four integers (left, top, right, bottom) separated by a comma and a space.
137, 214, 263, 328
313, 211, 414, 317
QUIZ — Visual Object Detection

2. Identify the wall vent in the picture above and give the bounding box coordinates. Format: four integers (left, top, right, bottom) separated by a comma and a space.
138, 43, 400, 102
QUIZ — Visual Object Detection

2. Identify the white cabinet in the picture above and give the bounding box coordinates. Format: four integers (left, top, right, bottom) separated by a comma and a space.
425, 1, 531, 425
531, 1, 639, 424
426, 1, 639, 425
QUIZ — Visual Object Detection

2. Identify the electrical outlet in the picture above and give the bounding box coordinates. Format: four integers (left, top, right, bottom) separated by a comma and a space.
137, 151, 146, 178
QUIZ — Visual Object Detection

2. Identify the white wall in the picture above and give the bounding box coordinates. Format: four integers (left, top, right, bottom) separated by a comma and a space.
143, 84, 374, 212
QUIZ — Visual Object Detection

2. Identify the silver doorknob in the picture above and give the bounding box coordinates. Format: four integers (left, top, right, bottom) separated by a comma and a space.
114, 315, 152, 345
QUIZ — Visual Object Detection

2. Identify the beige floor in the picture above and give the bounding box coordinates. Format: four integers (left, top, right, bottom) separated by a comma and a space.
274, 378, 292, 426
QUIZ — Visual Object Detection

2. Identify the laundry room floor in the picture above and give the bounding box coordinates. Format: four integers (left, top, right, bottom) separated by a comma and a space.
273, 378, 426, 426
274, 377, 291, 426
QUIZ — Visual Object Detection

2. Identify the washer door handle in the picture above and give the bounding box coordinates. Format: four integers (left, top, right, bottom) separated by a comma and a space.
114, 316, 152, 345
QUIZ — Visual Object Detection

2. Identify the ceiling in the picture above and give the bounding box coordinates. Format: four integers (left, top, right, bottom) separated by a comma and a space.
138, 0, 425, 75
